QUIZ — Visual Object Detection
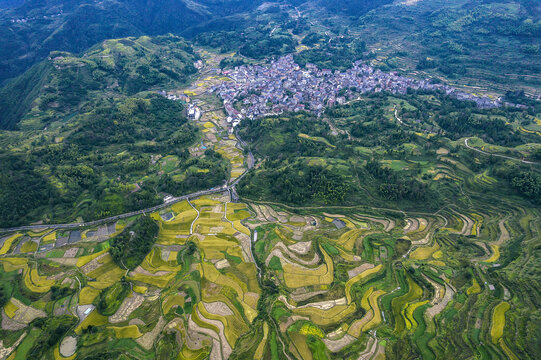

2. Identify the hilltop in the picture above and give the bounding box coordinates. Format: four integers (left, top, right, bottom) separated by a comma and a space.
0, 34, 199, 130
0, 0, 264, 83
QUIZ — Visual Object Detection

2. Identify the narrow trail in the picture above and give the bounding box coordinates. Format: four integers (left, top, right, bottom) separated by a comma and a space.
464, 138, 540, 165
394, 106, 407, 126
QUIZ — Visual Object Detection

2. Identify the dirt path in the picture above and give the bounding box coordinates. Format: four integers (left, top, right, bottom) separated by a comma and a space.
393, 106, 407, 126
497, 218, 510, 244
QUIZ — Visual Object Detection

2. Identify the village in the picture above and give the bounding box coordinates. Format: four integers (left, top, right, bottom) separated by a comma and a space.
211, 54, 502, 122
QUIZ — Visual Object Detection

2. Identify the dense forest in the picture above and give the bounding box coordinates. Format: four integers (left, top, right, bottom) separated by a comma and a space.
109, 216, 159, 270
294, 36, 368, 71
0, 0, 264, 83
195, 27, 297, 59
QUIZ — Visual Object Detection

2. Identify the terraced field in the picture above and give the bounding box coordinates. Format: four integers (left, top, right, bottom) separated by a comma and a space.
0, 49, 539, 359
230, 167, 540, 360
181, 51, 249, 184
0, 176, 539, 359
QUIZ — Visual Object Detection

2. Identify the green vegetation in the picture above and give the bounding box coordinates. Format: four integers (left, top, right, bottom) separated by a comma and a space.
341, 0, 540, 93
0, 2, 539, 359
0, 36, 233, 227
110, 216, 159, 269
0, 0, 262, 83
294, 36, 367, 71
0, 35, 198, 130
195, 27, 296, 59
95, 280, 131, 316
238, 92, 540, 208
28, 315, 78, 358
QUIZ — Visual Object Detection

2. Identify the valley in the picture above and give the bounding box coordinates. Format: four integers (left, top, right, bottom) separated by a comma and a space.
0, 1, 539, 359
0, 46, 540, 359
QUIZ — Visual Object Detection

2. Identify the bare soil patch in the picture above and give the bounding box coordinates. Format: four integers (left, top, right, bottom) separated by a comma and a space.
323, 334, 356, 353
403, 218, 419, 233
7, 298, 47, 325
50, 258, 78, 266
266, 242, 320, 267
347, 263, 375, 279
288, 241, 312, 255
357, 337, 378, 360
498, 218, 510, 244
426, 284, 454, 319
60, 336, 77, 357
110, 293, 145, 323
203, 301, 234, 316
80, 252, 108, 274
137, 316, 166, 350
290, 289, 328, 302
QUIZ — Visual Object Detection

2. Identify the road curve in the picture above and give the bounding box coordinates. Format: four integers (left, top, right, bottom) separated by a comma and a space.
464, 138, 540, 165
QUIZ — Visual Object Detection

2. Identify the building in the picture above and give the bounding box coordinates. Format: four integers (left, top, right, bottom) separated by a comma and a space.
187, 106, 201, 120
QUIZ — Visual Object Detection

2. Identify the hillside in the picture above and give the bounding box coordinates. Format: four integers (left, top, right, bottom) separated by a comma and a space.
0, 34, 198, 130
314, 0, 541, 95
0, 36, 231, 227
0, 0, 263, 83
0, 2, 540, 359
0, 133, 539, 359
237, 92, 541, 209
1, 0, 539, 96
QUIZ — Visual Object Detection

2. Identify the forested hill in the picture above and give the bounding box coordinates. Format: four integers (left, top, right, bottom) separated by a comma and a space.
0, 34, 198, 130
318, 0, 394, 16
0, 0, 262, 84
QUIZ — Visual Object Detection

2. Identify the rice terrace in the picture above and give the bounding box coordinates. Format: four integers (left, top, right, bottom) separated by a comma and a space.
0, 164, 539, 359
0, 0, 540, 359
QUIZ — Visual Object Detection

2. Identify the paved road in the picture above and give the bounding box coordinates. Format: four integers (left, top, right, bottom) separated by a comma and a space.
464, 138, 540, 165
0, 124, 255, 234
0, 186, 232, 234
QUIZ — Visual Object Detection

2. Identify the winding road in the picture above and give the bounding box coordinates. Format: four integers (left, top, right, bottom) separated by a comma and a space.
464, 138, 540, 165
